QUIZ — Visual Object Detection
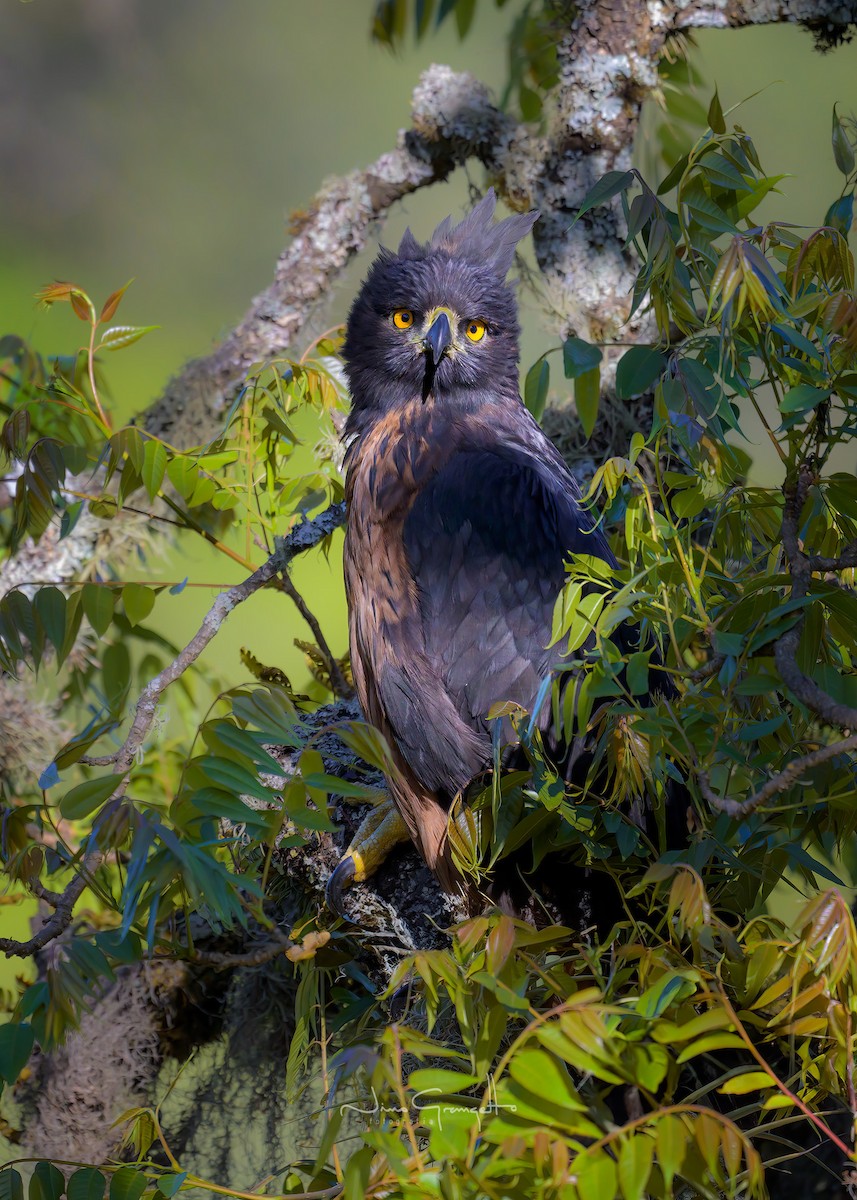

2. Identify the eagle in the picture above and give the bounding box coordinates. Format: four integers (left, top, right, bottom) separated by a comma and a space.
329, 190, 666, 917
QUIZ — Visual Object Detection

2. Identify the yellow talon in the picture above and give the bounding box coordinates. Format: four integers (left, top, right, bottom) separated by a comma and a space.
326, 798, 410, 917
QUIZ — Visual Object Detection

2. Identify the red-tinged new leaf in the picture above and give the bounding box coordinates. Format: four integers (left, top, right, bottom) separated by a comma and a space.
100, 280, 133, 323
69, 291, 92, 322
34, 281, 78, 307
695, 1112, 724, 1176
796, 888, 857, 986
485, 913, 516, 975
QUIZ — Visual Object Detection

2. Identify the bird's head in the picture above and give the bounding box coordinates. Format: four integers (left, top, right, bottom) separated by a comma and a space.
343, 190, 538, 419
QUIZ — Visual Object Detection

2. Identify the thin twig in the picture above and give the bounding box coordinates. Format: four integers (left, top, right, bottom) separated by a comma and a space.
0, 848, 101, 958
699, 732, 857, 820
686, 652, 725, 684
112, 502, 345, 776
278, 572, 353, 699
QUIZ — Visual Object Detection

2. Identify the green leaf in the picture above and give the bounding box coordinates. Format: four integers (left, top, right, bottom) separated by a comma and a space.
619, 1134, 654, 1200
34, 587, 66, 657
408, 1067, 480, 1095
59, 773, 121, 820
166, 456, 199, 499
707, 89, 725, 135
141, 439, 167, 500
825, 194, 854, 237
655, 1115, 686, 1193
194, 755, 274, 801
625, 651, 651, 697
524, 357, 550, 420
89, 493, 119, 519
675, 1033, 746, 1062
682, 179, 736, 235
122, 583, 155, 627
576, 1153, 617, 1200
658, 152, 690, 195
0, 1169, 23, 1200
453, 0, 476, 37
719, 1070, 773, 1095
636, 972, 694, 1018
29, 1163, 65, 1200
82, 583, 115, 636
109, 1168, 147, 1200
100, 324, 159, 351
519, 85, 542, 123
779, 384, 828, 415
156, 1174, 186, 1198
832, 106, 855, 176
615, 346, 665, 400
570, 170, 635, 226
574, 367, 601, 439
0, 1022, 34, 1084
563, 336, 602, 379
66, 1170, 105, 1200
507, 1048, 584, 1110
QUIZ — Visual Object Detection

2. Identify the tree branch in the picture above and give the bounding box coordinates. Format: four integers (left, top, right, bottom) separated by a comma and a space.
699, 732, 857, 819
143, 65, 514, 448
0, 848, 100, 958
277, 572, 353, 699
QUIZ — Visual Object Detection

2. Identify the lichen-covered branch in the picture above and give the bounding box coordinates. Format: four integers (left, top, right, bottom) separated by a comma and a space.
144, 64, 514, 448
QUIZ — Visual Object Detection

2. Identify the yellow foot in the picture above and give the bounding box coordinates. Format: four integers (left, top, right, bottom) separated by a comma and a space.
326, 798, 410, 919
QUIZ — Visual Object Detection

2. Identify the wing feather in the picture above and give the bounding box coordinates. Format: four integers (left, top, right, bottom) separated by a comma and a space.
404, 446, 614, 740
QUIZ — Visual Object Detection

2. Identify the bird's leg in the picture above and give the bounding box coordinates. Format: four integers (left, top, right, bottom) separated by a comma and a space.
326, 796, 410, 919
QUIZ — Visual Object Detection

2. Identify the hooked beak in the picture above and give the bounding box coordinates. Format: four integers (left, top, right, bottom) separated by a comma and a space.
423, 311, 452, 366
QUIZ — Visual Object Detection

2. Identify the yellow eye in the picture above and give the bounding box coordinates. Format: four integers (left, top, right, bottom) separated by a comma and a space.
392, 309, 414, 330
465, 319, 486, 342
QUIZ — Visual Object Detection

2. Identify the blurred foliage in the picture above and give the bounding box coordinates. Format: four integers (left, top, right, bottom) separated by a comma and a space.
2, 5, 857, 1198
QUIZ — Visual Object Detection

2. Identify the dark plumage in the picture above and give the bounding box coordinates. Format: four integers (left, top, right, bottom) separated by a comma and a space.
341, 191, 648, 903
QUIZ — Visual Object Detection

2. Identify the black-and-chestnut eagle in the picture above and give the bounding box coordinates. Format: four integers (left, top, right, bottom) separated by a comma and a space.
328, 190, 667, 915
